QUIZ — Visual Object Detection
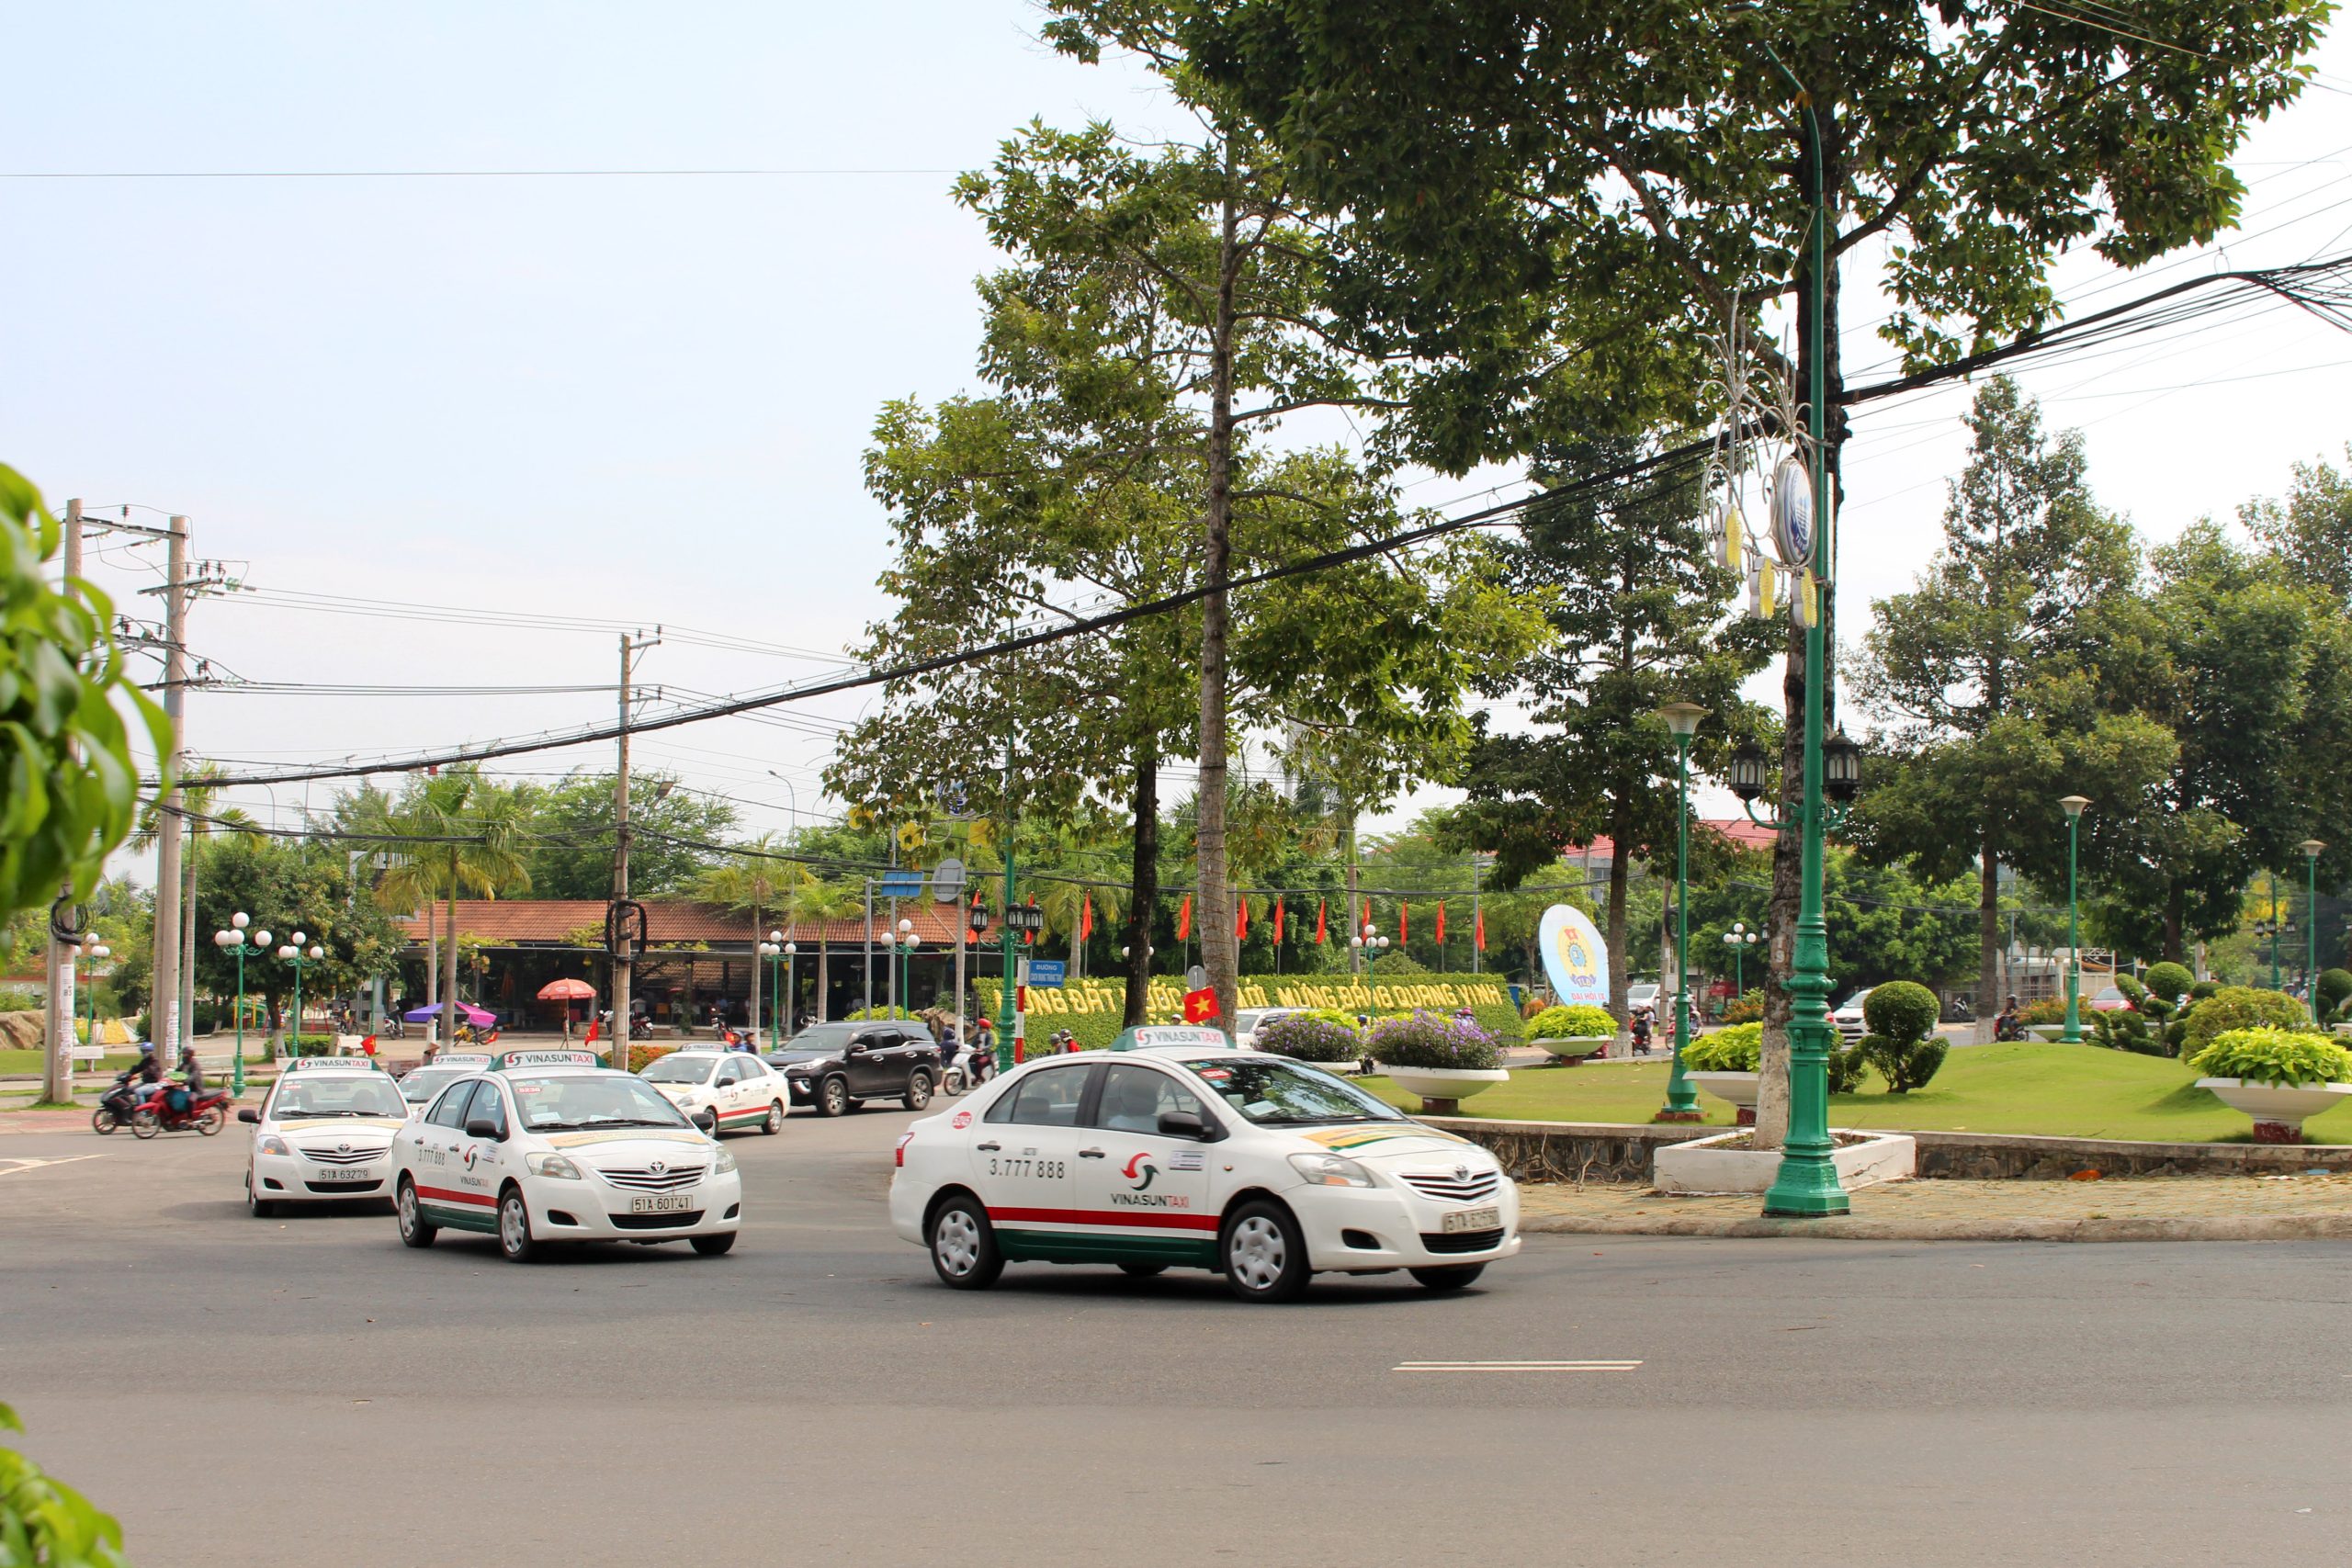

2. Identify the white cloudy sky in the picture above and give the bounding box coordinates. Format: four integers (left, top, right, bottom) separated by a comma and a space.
10, 3, 2352, 860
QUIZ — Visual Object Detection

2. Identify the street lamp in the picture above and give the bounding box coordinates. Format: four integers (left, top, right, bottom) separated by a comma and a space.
2255, 897, 2282, 991
1350, 923, 1391, 976
80, 942, 111, 1075
2301, 840, 2327, 1018
213, 910, 253, 1094
1722, 921, 1760, 998
278, 932, 323, 1059
2059, 796, 2090, 1044
758, 934, 783, 1048
1655, 703, 1708, 1122
894, 917, 920, 1018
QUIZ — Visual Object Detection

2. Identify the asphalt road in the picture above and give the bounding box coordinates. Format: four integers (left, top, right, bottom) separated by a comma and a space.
4, 1100, 2347, 1566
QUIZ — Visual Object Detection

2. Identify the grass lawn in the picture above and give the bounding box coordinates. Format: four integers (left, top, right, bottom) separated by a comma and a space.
1362, 1042, 2352, 1144
0, 1049, 140, 1076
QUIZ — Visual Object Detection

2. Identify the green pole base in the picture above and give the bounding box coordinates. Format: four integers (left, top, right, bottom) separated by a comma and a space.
1652, 1109, 1705, 1124
2059, 1029, 2084, 1043
1761, 1151, 1851, 1216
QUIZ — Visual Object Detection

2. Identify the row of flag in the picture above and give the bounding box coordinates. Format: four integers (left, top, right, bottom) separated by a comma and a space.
963, 888, 1485, 950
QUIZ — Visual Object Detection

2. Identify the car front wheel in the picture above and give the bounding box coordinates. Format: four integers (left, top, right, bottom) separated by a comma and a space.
902, 1069, 933, 1111
762, 1100, 785, 1134
928, 1193, 1003, 1290
497, 1188, 537, 1263
1221, 1200, 1310, 1303
691, 1231, 736, 1256
815, 1076, 848, 1117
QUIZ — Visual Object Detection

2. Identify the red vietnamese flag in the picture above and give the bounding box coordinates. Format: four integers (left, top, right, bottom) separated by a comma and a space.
1272, 898, 1284, 944
584, 1016, 600, 1044
1237, 899, 1249, 941
1475, 907, 1486, 951
1080, 896, 1092, 942
1435, 903, 1446, 944
1177, 895, 1192, 941
1316, 899, 1327, 944
1182, 987, 1220, 1022
1399, 902, 1409, 943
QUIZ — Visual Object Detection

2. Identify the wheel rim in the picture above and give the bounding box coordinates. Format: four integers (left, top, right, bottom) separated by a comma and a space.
399, 1185, 418, 1234
910, 1076, 930, 1106
501, 1196, 527, 1253
767, 1102, 783, 1133
1228, 1216, 1286, 1292
824, 1081, 844, 1114
934, 1209, 980, 1277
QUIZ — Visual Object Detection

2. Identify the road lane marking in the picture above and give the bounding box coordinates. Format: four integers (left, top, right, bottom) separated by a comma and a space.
1393, 1359, 1642, 1373
0, 1154, 107, 1178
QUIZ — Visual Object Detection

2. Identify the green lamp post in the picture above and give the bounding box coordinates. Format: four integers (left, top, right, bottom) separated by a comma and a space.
759, 932, 784, 1047
1351, 922, 1391, 976
2060, 796, 2090, 1044
211, 911, 254, 1094
81, 941, 110, 1065
1657, 702, 1708, 1122
2255, 888, 2281, 993
1723, 922, 1760, 1001
892, 919, 922, 1019
277, 932, 322, 1060
2301, 840, 2327, 1019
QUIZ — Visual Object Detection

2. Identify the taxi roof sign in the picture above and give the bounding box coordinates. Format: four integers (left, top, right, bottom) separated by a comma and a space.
422, 1053, 492, 1069
490, 1048, 604, 1073
284, 1055, 381, 1072
1109, 1025, 1232, 1052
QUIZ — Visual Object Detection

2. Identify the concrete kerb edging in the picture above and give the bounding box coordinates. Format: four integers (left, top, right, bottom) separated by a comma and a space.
1520, 1212, 2352, 1244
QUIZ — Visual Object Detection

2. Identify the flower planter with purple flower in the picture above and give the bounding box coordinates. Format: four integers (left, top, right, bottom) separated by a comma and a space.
1365, 1010, 1507, 1114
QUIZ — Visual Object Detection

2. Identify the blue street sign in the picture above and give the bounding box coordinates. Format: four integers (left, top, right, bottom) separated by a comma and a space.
877, 870, 924, 898
1025, 960, 1067, 988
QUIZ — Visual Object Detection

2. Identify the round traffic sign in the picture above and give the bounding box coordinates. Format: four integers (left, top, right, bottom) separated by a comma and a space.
932, 857, 966, 902
1185, 964, 1208, 991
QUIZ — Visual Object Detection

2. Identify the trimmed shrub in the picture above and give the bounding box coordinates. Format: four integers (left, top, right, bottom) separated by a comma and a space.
1253, 1012, 1362, 1064
1681, 1021, 1762, 1073
2318, 968, 2352, 1017
1826, 1043, 1869, 1094
1862, 981, 1939, 1043
2018, 998, 2067, 1027
2188, 1026, 2352, 1087
1718, 988, 1763, 1024
2180, 987, 2311, 1056
1527, 1003, 1617, 1039
2091, 1007, 2170, 1057
1365, 1010, 1500, 1072
844, 1005, 919, 1022
2143, 962, 2194, 1006
2188, 980, 2219, 1000
2113, 973, 2148, 1006
1861, 1032, 1947, 1093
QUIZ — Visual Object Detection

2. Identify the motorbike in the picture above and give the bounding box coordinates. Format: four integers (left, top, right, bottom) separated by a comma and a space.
92, 1070, 156, 1135
1944, 996, 1975, 1024
129, 1083, 232, 1139
1994, 1013, 2028, 1043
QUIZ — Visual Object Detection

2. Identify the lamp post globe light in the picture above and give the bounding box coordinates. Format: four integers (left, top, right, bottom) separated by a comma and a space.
1723, 922, 1760, 998
2059, 797, 2091, 1044
2302, 840, 2327, 1017
213, 913, 253, 1094
1656, 703, 1708, 1122
277, 932, 322, 1059
1351, 923, 1391, 977
758, 937, 783, 1048
80, 942, 111, 1076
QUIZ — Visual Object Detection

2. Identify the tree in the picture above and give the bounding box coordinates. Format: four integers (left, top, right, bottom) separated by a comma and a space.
1858, 377, 2165, 1034
187, 836, 400, 1043
131, 767, 263, 1057
691, 835, 793, 1031
517, 771, 736, 899
777, 871, 861, 1024
2244, 446, 2352, 604
1090, 0, 2328, 1141
1435, 433, 1773, 1043
356, 768, 533, 1043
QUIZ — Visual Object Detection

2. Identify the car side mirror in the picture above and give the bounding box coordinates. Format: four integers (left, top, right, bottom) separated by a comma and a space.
236, 1108, 260, 1124
1158, 1110, 1210, 1140
694, 1106, 718, 1129
464, 1115, 503, 1141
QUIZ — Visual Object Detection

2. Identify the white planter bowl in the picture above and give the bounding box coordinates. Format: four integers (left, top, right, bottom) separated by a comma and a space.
1653, 1130, 1917, 1195
2196, 1077, 2352, 1132
1684, 1070, 1759, 1111
2026, 1023, 2072, 1042
1534, 1035, 1612, 1062
1380, 1064, 1509, 1109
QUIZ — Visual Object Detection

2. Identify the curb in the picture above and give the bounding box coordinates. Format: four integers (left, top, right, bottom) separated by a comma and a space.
1521, 1211, 2352, 1243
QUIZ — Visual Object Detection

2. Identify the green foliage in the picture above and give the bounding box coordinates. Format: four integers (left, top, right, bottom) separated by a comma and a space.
1364, 1010, 1500, 1071
2143, 962, 2195, 1006
0, 467, 172, 961
1861, 981, 1939, 1045
1252, 1012, 1361, 1064
510, 772, 736, 900
1681, 1021, 1763, 1073
0, 1399, 129, 1565
2113, 973, 2147, 1005
843, 1006, 920, 1022
2189, 980, 2221, 1000
0, 986, 40, 1013
2090, 1007, 2171, 1057
2188, 1026, 2352, 1088
1527, 1003, 1617, 1040
2018, 998, 2068, 1027
2318, 968, 2352, 1015
1826, 1043, 1870, 1096
2179, 987, 2312, 1056
1718, 990, 1763, 1025
1861, 1032, 1950, 1094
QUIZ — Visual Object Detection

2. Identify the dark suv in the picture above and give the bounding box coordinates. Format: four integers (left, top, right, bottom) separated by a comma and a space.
762, 1021, 941, 1117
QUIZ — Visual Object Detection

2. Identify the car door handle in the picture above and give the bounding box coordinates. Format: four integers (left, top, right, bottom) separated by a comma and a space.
976, 1141, 1001, 1152
1078, 1147, 1105, 1159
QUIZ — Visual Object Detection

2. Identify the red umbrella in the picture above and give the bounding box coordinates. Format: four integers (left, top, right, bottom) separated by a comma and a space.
537, 978, 597, 1001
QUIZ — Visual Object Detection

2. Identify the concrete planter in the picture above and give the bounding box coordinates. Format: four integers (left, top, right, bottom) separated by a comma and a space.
1653, 1129, 1917, 1195
2026, 1023, 2073, 1042
1381, 1064, 1509, 1116
1685, 1070, 1760, 1126
2196, 1077, 2352, 1143
1534, 1035, 1612, 1064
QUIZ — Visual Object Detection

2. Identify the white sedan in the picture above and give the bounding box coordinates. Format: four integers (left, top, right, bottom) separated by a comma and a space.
639, 1049, 790, 1135
390, 1048, 742, 1261
889, 1028, 1520, 1302
239, 1055, 413, 1216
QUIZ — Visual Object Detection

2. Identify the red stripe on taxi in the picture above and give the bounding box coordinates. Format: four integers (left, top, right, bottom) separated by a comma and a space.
988, 1206, 1218, 1233
414, 1184, 496, 1208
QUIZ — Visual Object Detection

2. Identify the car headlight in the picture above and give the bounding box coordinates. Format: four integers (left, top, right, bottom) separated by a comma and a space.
1288, 1152, 1374, 1188
712, 1147, 737, 1175
256, 1134, 289, 1156
526, 1153, 583, 1179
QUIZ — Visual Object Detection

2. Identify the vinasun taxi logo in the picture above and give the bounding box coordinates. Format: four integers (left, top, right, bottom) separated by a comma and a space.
1111, 1153, 1191, 1210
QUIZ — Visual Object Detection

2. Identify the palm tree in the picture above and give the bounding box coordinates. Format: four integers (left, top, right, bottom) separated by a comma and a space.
1036, 872, 1125, 983
778, 872, 860, 1024
361, 769, 532, 1045
690, 835, 793, 1033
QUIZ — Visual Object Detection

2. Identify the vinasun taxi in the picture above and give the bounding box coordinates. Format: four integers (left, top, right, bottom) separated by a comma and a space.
389, 1048, 743, 1262
888, 1026, 1521, 1303
239, 1055, 413, 1217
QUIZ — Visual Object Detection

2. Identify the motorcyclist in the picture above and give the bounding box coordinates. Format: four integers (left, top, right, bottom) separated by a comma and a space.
1630, 1006, 1654, 1055
1995, 994, 2023, 1042
171, 1045, 206, 1115
127, 1043, 164, 1087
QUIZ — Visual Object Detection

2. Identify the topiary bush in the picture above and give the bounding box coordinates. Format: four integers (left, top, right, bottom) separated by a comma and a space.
2091, 1007, 2171, 1056
1680, 1021, 1762, 1072
1365, 1010, 1500, 1071
2318, 968, 2352, 1017
1862, 981, 1939, 1043
1826, 1042, 1870, 1094
1527, 1003, 1617, 1039
1862, 1032, 1948, 1092
1859, 981, 1944, 1092
2188, 1026, 2352, 1087
1253, 1011, 1363, 1064
2188, 979, 2219, 1000
2142, 962, 2194, 1006
2113, 973, 2147, 1006
2180, 987, 2311, 1056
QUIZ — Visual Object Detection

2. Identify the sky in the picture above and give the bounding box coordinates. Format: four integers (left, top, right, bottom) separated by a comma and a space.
11, 3, 2352, 870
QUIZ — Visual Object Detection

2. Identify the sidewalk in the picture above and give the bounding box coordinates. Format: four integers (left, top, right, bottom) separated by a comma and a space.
1519, 1172, 2352, 1242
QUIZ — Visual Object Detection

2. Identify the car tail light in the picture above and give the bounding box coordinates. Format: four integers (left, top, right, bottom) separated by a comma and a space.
894, 1132, 914, 1168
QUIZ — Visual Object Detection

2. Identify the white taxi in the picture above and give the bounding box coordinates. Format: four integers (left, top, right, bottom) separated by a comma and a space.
638, 1048, 789, 1135
238, 1055, 412, 1217
888, 1026, 1520, 1302
393, 1053, 493, 1119
390, 1048, 743, 1262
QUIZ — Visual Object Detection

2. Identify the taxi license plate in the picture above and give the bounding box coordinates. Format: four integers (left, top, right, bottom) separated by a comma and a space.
629, 1194, 692, 1214
1441, 1206, 1500, 1234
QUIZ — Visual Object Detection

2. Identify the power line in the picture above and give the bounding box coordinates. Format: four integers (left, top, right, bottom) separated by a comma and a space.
2, 166, 959, 180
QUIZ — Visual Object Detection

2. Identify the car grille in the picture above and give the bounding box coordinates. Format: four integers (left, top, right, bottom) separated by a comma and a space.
611, 1210, 704, 1230
1420, 1227, 1507, 1255
596, 1165, 706, 1191
1398, 1170, 1500, 1203
305, 1178, 385, 1193
300, 1143, 390, 1166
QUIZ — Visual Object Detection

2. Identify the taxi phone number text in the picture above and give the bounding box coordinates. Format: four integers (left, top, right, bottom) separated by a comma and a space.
986, 1157, 1066, 1179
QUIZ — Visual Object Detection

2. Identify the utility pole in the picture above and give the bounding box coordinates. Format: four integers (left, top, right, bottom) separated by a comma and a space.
41, 502, 85, 1103
610, 631, 658, 1064
149, 515, 191, 1069
1470, 852, 1483, 976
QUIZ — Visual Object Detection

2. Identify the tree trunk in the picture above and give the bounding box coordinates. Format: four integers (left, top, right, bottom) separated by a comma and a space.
1194, 175, 1243, 1034
2164, 885, 2186, 964
1604, 804, 1633, 1057
440, 874, 459, 1043
1124, 745, 1159, 1027
817, 941, 831, 1023
1977, 824, 2001, 1044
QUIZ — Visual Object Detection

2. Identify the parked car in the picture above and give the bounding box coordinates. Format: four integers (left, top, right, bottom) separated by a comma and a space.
2087, 986, 2134, 1013
1829, 991, 1871, 1041
1233, 1007, 1304, 1049
1626, 982, 1661, 1011
762, 1020, 941, 1116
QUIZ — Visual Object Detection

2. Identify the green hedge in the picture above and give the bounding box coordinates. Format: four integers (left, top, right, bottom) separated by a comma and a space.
983, 972, 1523, 1052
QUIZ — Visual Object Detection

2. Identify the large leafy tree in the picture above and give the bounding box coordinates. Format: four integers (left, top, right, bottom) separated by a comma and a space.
1857, 377, 2166, 1031
187, 835, 401, 1043
516, 770, 736, 899
353, 768, 534, 1043
690, 834, 794, 1030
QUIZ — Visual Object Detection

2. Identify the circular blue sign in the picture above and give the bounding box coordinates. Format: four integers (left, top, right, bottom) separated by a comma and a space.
1771, 456, 1814, 569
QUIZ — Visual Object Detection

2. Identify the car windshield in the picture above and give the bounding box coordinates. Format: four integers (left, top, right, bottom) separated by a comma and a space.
639, 1055, 717, 1084
272, 1077, 408, 1120
783, 1023, 862, 1052
507, 1075, 694, 1132
1176, 1057, 1408, 1127
399, 1066, 473, 1103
